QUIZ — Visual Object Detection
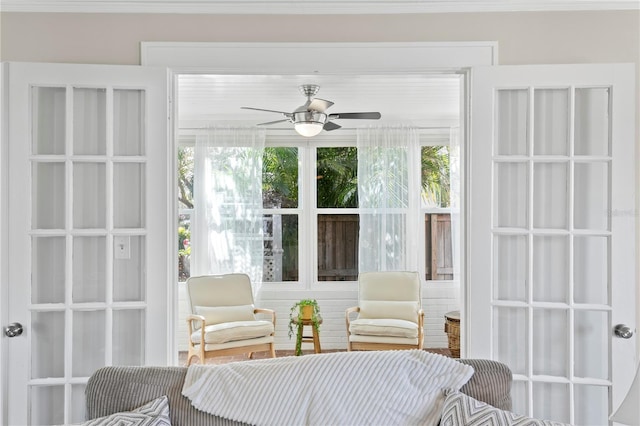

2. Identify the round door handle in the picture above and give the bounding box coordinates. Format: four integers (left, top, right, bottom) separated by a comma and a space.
614, 324, 634, 339
4, 322, 24, 338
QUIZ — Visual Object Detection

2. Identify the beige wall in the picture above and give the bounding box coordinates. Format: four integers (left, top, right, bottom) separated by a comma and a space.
1, 9, 639, 335
0, 11, 638, 66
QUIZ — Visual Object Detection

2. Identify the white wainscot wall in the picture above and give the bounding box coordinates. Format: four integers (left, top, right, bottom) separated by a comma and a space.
176, 282, 460, 354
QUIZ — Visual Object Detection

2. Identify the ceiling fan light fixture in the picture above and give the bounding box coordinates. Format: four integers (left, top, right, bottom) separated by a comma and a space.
293, 111, 327, 137
242, 84, 381, 135
294, 121, 324, 137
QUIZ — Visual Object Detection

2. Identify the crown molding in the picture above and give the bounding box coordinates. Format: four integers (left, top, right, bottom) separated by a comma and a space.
1, 0, 638, 14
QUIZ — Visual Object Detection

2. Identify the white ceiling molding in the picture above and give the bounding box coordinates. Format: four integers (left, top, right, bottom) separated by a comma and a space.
1, 0, 638, 14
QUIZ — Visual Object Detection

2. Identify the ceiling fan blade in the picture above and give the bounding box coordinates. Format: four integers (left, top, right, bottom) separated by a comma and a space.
308, 98, 334, 113
323, 121, 342, 131
256, 119, 290, 126
328, 112, 382, 120
241, 106, 291, 115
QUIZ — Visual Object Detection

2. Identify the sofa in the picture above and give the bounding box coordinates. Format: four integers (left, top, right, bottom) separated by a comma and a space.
85, 357, 512, 425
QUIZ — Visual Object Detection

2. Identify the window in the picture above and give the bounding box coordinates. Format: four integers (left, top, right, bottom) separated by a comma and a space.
178, 146, 194, 282
177, 135, 454, 283
421, 145, 454, 280
262, 147, 299, 281
317, 146, 359, 281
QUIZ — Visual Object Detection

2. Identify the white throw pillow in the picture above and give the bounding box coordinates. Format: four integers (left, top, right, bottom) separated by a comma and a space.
71, 395, 171, 426
195, 304, 256, 325
440, 390, 569, 426
359, 300, 419, 323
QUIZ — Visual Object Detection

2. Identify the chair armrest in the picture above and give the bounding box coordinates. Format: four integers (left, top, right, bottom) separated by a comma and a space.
254, 308, 276, 329
186, 314, 205, 322
345, 306, 360, 328
186, 314, 205, 337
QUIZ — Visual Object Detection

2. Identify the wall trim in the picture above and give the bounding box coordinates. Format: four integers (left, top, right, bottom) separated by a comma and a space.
1, 0, 638, 14
141, 41, 499, 71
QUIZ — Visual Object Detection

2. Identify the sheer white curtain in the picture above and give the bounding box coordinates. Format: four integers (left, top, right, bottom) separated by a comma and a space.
192, 127, 266, 288
357, 126, 420, 272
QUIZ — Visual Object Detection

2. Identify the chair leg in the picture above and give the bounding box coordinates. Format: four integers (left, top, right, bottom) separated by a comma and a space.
199, 346, 205, 364
248, 352, 254, 359
270, 343, 276, 358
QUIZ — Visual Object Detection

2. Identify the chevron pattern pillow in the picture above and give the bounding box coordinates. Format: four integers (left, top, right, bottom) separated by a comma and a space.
440, 390, 569, 426
78, 395, 171, 426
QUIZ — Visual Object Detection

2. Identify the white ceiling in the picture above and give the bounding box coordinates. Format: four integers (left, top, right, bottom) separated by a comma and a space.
177, 73, 462, 132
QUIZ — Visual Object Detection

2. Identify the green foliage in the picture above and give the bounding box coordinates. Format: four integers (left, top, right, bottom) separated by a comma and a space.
263, 147, 299, 208
178, 225, 191, 257
421, 146, 450, 207
288, 299, 321, 356
316, 147, 358, 208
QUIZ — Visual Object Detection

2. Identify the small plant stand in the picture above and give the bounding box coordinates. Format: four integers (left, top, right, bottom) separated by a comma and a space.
291, 315, 323, 355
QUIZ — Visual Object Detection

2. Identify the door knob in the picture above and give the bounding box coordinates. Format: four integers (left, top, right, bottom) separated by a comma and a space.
4, 322, 23, 338
614, 324, 634, 339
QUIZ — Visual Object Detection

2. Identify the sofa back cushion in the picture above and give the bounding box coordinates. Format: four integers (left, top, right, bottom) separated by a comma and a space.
85, 359, 512, 425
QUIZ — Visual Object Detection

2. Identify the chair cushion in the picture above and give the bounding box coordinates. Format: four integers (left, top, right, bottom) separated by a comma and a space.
358, 271, 420, 301
349, 318, 418, 338
359, 300, 419, 323
191, 320, 274, 344
195, 305, 256, 325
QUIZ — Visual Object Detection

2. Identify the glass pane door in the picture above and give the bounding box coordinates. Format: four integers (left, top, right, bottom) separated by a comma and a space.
469, 64, 636, 426
7, 63, 168, 425
29, 85, 148, 424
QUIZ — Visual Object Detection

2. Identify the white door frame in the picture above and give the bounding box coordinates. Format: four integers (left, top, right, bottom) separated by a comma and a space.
142, 40, 497, 357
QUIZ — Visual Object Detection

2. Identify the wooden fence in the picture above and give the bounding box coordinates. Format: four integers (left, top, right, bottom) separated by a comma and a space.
317, 215, 359, 281
179, 213, 453, 282
315, 213, 453, 281
424, 214, 453, 280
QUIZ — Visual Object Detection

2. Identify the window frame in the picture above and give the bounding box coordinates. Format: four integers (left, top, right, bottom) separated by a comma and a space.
177, 129, 457, 289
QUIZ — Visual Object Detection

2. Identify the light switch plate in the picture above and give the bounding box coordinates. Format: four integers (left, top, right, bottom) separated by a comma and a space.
114, 236, 131, 259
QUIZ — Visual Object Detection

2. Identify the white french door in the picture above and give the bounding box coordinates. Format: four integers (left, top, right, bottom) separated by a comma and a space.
468, 64, 636, 424
3, 62, 170, 425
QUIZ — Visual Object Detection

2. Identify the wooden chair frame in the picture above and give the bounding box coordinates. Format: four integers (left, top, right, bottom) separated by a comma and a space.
186, 307, 276, 365
345, 306, 424, 351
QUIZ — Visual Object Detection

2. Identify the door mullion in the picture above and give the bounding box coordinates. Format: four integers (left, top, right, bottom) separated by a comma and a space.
64, 84, 74, 426
567, 85, 576, 426
105, 86, 114, 366
526, 85, 535, 418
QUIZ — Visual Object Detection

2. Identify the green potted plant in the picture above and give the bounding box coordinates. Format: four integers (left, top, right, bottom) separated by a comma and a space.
288, 299, 321, 356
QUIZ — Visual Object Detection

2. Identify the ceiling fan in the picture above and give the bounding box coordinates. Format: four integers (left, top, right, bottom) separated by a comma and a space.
241, 84, 382, 137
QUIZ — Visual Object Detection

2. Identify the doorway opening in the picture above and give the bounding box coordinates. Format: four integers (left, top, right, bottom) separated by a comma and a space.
172, 72, 466, 359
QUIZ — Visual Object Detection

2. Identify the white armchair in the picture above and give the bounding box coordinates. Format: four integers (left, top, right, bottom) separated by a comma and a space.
185, 274, 276, 365
346, 271, 424, 351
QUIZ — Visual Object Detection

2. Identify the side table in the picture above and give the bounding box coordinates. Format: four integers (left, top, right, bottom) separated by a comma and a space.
291, 315, 322, 355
